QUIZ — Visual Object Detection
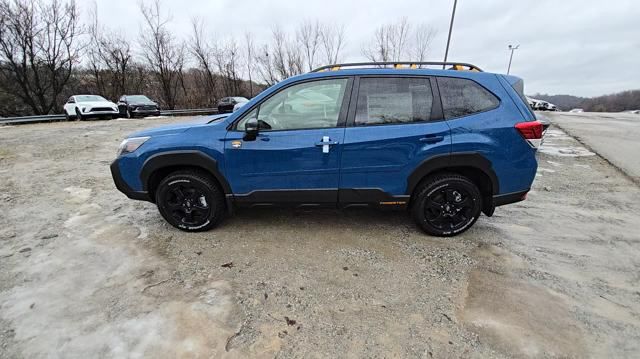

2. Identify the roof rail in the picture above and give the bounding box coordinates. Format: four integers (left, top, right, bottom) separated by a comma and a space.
310, 61, 483, 73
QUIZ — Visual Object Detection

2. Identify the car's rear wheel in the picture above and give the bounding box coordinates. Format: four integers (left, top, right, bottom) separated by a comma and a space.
155, 170, 226, 232
411, 173, 482, 237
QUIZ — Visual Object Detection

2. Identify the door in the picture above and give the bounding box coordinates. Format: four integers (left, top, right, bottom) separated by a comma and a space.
340, 76, 451, 204
224, 77, 352, 205
63, 97, 75, 114
117, 96, 127, 115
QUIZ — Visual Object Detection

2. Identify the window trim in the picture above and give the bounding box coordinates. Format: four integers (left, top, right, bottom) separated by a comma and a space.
435, 76, 501, 120
230, 76, 354, 132
345, 75, 444, 128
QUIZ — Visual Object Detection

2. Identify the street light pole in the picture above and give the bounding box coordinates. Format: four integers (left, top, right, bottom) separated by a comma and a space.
507, 44, 519, 74
442, 0, 458, 69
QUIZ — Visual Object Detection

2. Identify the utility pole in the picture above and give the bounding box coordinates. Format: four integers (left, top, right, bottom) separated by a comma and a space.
443, 0, 458, 69
507, 44, 520, 74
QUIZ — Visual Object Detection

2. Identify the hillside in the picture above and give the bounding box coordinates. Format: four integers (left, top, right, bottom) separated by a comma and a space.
530, 90, 640, 112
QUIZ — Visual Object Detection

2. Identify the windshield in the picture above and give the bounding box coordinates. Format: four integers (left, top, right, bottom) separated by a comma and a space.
127, 95, 152, 102
76, 95, 107, 102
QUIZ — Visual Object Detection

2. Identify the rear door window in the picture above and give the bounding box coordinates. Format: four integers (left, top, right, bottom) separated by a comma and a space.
354, 77, 434, 126
437, 77, 499, 119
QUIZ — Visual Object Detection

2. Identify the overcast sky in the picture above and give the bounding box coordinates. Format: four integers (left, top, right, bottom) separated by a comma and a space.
89, 0, 639, 97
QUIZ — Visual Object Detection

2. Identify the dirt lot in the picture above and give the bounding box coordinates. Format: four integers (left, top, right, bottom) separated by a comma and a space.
1, 117, 639, 358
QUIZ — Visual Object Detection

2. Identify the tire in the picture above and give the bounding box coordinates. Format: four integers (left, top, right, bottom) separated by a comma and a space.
155, 170, 226, 232
411, 173, 482, 237
64, 111, 71, 121
126, 109, 132, 118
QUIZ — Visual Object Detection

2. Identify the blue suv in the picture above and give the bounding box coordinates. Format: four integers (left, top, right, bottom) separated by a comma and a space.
110, 62, 542, 237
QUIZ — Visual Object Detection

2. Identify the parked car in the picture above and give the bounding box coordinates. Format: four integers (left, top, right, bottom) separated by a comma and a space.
569, 108, 584, 113
117, 95, 161, 118
217, 97, 249, 113
111, 61, 542, 237
63, 95, 119, 121
233, 101, 249, 112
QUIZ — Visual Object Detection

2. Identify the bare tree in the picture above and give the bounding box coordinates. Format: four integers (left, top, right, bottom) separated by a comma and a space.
296, 20, 321, 71
319, 23, 345, 65
139, 0, 185, 109
214, 36, 241, 96
88, 2, 144, 100
244, 31, 255, 97
0, 0, 81, 115
189, 17, 218, 106
412, 24, 437, 62
256, 26, 304, 85
255, 44, 278, 87
362, 17, 409, 62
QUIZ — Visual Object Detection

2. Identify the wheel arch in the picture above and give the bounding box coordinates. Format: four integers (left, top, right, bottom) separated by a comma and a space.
407, 152, 499, 215
140, 150, 231, 202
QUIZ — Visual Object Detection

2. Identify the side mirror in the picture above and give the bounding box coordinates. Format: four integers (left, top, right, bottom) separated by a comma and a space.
244, 118, 259, 141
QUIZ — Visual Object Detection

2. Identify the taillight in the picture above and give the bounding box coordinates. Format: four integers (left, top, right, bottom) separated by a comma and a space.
515, 121, 543, 148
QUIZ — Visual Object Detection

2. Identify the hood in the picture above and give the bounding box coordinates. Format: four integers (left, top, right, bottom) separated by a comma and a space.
129, 100, 157, 106
77, 100, 117, 108
128, 114, 229, 138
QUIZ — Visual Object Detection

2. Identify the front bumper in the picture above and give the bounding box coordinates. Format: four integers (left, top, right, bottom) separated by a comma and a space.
110, 159, 152, 201
85, 110, 119, 116
132, 108, 161, 116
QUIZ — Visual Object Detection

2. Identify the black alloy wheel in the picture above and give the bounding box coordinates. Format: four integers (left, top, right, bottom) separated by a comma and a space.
412, 173, 482, 237
156, 170, 225, 231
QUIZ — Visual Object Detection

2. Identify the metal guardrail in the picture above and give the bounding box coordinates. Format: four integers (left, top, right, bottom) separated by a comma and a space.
0, 108, 220, 125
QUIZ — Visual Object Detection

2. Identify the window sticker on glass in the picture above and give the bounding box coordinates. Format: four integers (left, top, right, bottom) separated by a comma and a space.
355, 77, 433, 126
367, 92, 413, 124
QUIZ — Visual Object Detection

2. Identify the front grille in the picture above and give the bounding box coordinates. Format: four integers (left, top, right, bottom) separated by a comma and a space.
90, 107, 114, 112
135, 105, 157, 111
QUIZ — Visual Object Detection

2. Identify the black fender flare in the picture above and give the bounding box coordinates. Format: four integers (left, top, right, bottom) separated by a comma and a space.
140, 150, 232, 194
406, 152, 499, 195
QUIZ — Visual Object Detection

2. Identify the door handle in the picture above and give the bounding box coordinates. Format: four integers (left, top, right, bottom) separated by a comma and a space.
419, 135, 444, 144
315, 136, 338, 153
314, 141, 339, 146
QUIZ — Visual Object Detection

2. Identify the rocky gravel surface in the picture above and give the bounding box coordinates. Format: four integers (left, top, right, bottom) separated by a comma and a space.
1, 117, 639, 358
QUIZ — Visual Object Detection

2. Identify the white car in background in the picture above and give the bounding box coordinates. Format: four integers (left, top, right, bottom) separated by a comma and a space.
63, 95, 119, 121
569, 108, 584, 113
233, 100, 249, 112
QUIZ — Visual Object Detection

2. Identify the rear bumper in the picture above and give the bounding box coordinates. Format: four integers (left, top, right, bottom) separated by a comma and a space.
493, 189, 529, 207
110, 160, 151, 201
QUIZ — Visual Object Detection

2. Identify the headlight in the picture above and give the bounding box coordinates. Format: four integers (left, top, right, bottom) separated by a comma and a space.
116, 136, 150, 157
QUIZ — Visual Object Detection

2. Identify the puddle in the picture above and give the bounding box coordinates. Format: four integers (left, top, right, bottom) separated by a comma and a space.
461, 244, 586, 358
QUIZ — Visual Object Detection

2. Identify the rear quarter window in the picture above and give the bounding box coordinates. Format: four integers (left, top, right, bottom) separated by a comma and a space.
437, 77, 499, 119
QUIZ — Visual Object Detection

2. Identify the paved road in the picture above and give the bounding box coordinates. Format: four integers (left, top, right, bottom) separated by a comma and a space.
543, 112, 640, 183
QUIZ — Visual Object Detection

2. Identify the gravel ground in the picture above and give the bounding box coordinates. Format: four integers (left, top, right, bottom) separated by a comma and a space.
0, 117, 639, 358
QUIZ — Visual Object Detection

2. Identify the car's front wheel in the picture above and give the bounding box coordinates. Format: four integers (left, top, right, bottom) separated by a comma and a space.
411, 173, 482, 237
155, 170, 226, 232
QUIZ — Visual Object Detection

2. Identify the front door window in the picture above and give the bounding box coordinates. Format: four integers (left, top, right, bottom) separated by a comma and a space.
237, 78, 349, 131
